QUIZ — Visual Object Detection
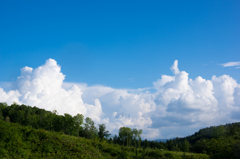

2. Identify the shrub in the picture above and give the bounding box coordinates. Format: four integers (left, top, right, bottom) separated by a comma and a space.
164, 152, 175, 158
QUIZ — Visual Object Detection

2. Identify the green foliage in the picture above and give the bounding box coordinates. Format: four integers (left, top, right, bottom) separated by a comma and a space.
0, 102, 96, 138
82, 117, 98, 139
118, 127, 132, 146
0, 120, 102, 158
175, 123, 240, 145
4, 116, 10, 122
182, 139, 190, 152
98, 124, 111, 141
165, 122, 240, 158
0, 102, 223, 159
0, 119, 209, 159
0, 108, 3, 121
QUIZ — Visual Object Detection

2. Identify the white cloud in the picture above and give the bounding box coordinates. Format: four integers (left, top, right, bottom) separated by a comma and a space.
0, 88, 21, 105
152, 68, 219, 131
0, 59, 105, 123
0, 59, 240, 139
170, 60, 180, 74
221, 61, 240, 68
212, 75, 238, 110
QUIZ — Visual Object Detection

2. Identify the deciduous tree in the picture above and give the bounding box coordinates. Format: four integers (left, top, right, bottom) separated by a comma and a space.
98, 124, 111, 141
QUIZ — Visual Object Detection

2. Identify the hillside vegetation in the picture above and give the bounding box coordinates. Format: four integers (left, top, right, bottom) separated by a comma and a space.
1, 102, 238, 158
166, 122, 240, 159
0, 120, 209, 159
0, 120, 102, 158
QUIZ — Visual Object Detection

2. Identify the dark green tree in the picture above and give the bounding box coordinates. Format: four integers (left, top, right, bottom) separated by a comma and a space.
98, 124, 111, 141
119, 127, 132, 146
132, 128, 143, 158
84, 117, 97, 139
63, 113, 75, 135
73, 113, 84, 136
182, 139, 190, 152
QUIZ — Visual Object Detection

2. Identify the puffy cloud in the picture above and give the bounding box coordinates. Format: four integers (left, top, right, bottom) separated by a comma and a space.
0, 88, 21, 104
150, 60, 239, 137
212, 75, 238, 108
0, 59, 104, 123
0, 59, 240, 139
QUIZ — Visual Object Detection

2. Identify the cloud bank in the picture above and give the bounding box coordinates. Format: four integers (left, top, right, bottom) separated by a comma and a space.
0, 59, 240, 139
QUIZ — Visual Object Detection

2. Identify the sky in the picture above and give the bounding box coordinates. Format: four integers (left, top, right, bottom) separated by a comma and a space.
0, 0, 240, 139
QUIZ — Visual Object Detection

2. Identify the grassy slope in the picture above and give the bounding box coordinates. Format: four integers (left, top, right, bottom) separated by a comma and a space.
0, 120, 209, 159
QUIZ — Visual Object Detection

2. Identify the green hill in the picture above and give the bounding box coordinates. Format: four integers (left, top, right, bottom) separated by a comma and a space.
0, 120, 102, 158
0, 120, 210, 159
0, 102, 211, 159
1, 102, 240, 158
167, 123, 240, 159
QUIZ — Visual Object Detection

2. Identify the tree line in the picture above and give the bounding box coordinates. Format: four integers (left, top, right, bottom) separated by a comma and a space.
0, 103, 142, 143
0, 102, 171, 151
1, 102, 240, 158
0, 102, 111, 140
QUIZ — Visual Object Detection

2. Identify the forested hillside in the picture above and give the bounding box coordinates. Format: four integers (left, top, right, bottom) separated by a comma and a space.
164, 123, 240, 159
181, 122, 240, 144
0, 102, 239, 158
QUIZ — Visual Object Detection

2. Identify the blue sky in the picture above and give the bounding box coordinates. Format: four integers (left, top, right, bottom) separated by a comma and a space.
0, 0, 240, 139
1, 0, 239, 88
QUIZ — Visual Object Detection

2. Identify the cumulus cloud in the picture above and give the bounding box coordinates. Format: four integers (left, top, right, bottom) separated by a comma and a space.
0, 59, 104, 123
152, 62, 220, 131
0, 59, 240, 139
221, 61, 240, 68
0, 88, 21, 105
